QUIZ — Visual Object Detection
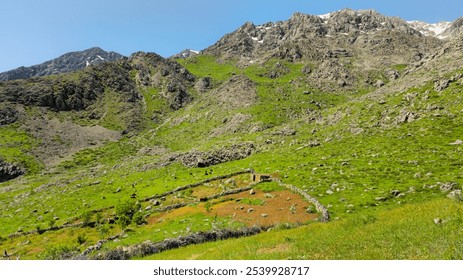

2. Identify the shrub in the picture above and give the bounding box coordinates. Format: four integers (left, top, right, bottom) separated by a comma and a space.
98, 224, 110, 238
115, 199, 141, 228
133, 211, 146, 225
77, 234, 87, 245
42, 245, 79, 260
81, 211, 92, 226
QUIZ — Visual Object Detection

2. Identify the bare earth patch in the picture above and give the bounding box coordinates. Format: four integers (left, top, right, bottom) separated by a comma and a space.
23, 117, 121, 167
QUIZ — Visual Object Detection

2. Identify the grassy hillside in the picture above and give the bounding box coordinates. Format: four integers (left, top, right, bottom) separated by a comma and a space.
1, 53, 463, 260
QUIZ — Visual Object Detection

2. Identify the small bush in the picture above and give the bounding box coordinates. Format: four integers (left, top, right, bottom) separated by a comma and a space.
81, 211, 92, 226
95, 212, 103, 225
42, 245, 79, 260
77, 234, 87, 245
133, 211, 146, 225
98, 224, 110, 238
115, 199, 141, 228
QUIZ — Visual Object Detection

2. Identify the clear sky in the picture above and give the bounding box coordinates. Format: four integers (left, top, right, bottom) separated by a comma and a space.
0, 0, 461, 72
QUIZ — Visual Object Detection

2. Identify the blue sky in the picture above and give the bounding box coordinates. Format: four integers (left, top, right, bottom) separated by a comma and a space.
0, 0, 461, 72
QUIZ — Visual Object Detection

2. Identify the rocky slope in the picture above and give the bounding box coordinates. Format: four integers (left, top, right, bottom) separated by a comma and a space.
204, 9, 441, 63
0, 47, 124, 81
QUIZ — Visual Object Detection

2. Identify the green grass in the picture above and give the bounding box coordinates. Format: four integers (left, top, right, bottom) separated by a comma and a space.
0, 125, 41, 174
177, 55, 240, 82
142, 198, 463, 260
1, 56, 463, 260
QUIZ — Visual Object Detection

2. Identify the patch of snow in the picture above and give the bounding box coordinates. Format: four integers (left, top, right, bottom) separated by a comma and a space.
341, 33, 349, 36
258, 40, 264, 44
318, 13, 331, 20
190, 50, 199, 54
407, 20, 452, 39
97, 55, 105, 61
85, 60, 90, 67
251, 37, 259, 41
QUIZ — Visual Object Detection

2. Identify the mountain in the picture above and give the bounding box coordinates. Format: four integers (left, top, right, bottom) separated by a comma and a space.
1, 9, 463, 260
407, 20, 452, 39
204, 9, 442, 91
170, 49, 200, 59
0, 47, 124, 81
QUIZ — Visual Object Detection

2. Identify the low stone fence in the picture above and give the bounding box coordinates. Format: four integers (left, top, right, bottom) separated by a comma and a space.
273, 178, 330, 222
75, 226, 265, 260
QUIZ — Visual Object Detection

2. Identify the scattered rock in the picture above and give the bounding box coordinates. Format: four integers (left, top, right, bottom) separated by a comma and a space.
434, 79, 450, 92
439, 182, 458, 193
272, 126, 297, 136
0, 107, 18, 126
247, 208, 254, 213
397, 110, 417, 124
433, 218, 442, 225
447, 190, 462, 201
261, 213, 268, 218
194, 77, 212, 93
115, 187, 122, 193
375, 197, 387, 202
249, 189, 256, 195
180, 142, 254, 168
375, 80, 385, 87
449, 139, 463, 145
307, 140, 321, 147
390, 190, 401, 196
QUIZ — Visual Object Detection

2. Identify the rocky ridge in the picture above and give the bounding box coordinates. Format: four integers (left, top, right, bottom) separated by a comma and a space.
0, 47, 124, 82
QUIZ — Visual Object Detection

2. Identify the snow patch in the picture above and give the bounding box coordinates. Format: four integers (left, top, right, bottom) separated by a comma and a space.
97, 55, 105, 61
407, 20, 452, 39
318, 13, 331, 20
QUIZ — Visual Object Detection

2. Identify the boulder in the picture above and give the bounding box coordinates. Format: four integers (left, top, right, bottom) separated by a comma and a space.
0, 160, 24, 182
0, 107, 18, 126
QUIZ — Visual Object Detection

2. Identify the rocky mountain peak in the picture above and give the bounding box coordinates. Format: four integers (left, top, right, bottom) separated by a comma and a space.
203, 9, 439, 66
441, 17, 463, 38
170, 49, 200, 59
324, 8, 419, 35
0, 47, 124, 81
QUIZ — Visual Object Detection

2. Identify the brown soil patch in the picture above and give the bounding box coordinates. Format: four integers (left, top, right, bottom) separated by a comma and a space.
208, 189, 318, 227
145, 183, 318, 228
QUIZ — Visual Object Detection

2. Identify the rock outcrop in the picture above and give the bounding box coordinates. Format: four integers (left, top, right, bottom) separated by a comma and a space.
0, 160, 24, 182
180, 142, 255, 168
